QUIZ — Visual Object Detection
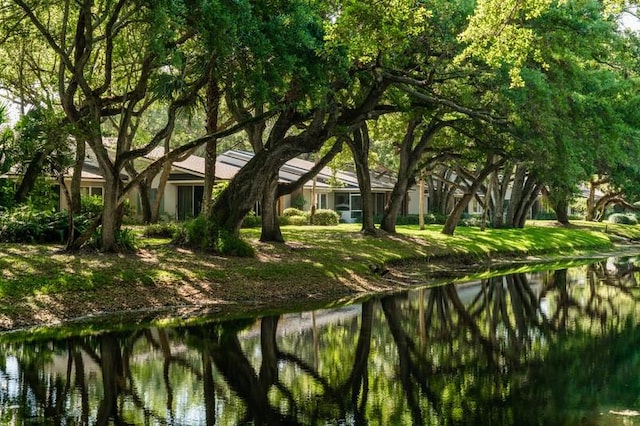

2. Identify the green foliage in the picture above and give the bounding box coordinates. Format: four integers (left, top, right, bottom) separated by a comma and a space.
81, 195, 103, 218
290, 195, 306, 210
241, 211, 261, 228
370, 213, 446, 225
310, 209, 339, 226
283, 207, 305, 217
0, 206, 63, 243
535, 211, 558, 220
607, 213, 638, 225
23, 178, 59, 211
0, 205, 90, 243
460, 214, 486, 228
91, 227, 138, 252
143, 222, 180, 238
0, 181, 15, 210
216, 230, 255, 257
279, 215, 309, 226
175, 216, 254, 257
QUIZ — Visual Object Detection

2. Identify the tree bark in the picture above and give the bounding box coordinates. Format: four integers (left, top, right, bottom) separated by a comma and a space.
380, 117, 448, 233
347, 124, 376, 235
13, 149, 51, 204
137, 179, 153, 224
506, 164, 526, 227
202, 71, 222, 217
260, 170, 284, 243
442, 158, 503, 235
71, 139, 85, 214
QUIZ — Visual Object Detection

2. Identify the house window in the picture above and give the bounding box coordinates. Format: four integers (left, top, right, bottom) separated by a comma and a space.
317, 193, 328, 209
334, 193, 350, 211
81, 186, 103, 197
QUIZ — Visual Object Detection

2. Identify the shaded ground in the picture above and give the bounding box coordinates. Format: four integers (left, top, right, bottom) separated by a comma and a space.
0, 221, 636, 332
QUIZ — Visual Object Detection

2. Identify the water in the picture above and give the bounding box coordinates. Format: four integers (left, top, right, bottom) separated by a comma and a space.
1, 256, 640, 425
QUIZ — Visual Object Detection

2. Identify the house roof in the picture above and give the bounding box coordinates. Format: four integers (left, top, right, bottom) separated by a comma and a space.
145, 148, 394, 191
216, 150, 396, 191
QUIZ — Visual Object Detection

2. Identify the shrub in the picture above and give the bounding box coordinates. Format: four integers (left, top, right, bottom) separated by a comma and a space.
179, 216, 213, 249
283, 207, 305, 217
143, 222, 180, 238
216, 230, 255, 257
425, 213, 447, 225
241, 212, 262, 228
91, 227, 138, 251
81, 195, 103, 218
535, 211, 557, 220
0, 205, 87, 243
279, 215, 308, 226
460, 215, 485, 227
310, 209, 339, 226
607, 213, 638, 225
174, 216, 254, 257
291, 194, 306, 210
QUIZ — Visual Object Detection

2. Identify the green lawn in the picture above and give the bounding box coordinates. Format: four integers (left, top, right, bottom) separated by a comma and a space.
0, 220, 634, 332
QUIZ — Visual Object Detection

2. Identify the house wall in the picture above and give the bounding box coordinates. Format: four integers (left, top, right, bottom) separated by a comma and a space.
406, 187, 421, 215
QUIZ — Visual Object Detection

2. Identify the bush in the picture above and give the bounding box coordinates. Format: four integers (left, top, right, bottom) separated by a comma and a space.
283, 207, 305, 217
0, 205, 83, 243
216, 230, 255, 257
174, 216, 254, 257
143, 222, 179, 238
535, 211, 557, 220
291, 194, 306, 210
81, 195, 103, 218
279, 215, 308, 226
310, 209, 339, 226
91, 227, 138, 251
178, 216, 213, 248
607, 213, 638, 225
241, 212, 262, 228
460, 214, 485, 227
425, 212, 447, 225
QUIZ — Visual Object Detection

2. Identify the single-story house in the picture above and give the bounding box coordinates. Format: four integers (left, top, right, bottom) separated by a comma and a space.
35, 149, 398, 222
141, 149, 398, 222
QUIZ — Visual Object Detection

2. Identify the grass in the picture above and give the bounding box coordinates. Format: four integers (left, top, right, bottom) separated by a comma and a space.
0, 220, 634, 332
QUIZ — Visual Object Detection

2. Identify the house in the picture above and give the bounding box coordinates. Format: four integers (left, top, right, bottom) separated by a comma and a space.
40, 149, 396, 221
144, 149, 397, 221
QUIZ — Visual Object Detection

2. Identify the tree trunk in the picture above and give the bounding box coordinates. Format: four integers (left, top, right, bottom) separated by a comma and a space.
71, 139, 85, 214
380, 179, 410, 234
202, 72, 222, 217
100, 172, 121, 251
442, 192, 473, 235
510, 173, 537, 227
13, 150, 49, 204
260, 171, 284, 243
347, 124, 376, 235
586, 179, 596, 221
442, 159, 503, 235
506, 164, 526, 227
418, 177, 425, 230
490, 165, 513, 229
137, 179, 153, 224
380, 118, 447, 233
151, 160, 172, 222
553, 197, 570, 225
544, 186, 571, 225
516, 183, 543, 228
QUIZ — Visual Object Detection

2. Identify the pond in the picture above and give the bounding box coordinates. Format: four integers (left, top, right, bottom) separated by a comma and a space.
2, 256, 640, 425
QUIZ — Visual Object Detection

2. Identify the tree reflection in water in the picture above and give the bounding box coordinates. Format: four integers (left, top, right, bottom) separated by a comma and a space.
1, 257, 640, 425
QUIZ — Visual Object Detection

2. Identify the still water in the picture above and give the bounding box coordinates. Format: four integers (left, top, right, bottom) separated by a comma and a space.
2, 256, 640, 425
